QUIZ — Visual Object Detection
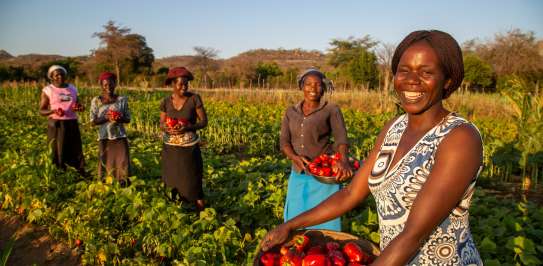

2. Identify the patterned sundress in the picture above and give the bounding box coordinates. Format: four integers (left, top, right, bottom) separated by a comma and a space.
368, 113, 483, 265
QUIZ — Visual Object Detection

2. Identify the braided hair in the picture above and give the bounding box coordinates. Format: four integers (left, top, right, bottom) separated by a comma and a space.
391, 30, 464, 99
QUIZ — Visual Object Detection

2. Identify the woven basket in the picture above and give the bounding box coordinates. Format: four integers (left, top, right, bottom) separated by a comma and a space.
253, 229, 380, 265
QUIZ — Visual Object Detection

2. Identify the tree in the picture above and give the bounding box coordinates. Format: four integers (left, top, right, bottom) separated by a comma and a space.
474, 29, 543, 88
376, 43, 396, 92
92, 20, 154, 85
191, 46, 219, 88
327, 36, 379, 88
253, 62, 282, 87
463, 53, 496, 91
348, 49, 379, 88
39, 58, 81, 81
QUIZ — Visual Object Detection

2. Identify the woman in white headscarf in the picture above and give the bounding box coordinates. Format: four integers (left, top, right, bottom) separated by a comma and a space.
39, 65, 86, 175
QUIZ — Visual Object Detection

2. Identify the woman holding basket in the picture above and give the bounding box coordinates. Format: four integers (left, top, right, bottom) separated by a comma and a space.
280, 68, 354, 231
160, 67, 208, 211
263, 30, 483, 265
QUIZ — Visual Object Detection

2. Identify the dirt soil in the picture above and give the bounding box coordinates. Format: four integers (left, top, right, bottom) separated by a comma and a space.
0, 212, 80, 266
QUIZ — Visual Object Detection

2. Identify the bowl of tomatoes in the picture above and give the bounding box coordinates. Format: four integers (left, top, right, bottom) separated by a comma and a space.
306, 153, 361, 184
254, 229, 379, 266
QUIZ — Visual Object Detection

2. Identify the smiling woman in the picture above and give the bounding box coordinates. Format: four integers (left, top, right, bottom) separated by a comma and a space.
262, 31, 484, 266
89, 72, 132, 185
38, 65, 86, 176
159, 67, 208, 212
279, 68, 353, 231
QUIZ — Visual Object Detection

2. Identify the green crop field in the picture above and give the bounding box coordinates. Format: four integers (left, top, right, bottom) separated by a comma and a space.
0, 85, 542, 265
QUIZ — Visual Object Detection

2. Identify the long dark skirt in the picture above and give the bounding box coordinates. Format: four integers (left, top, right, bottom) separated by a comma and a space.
161, 144, 204, 202
47, 119, 85, 174
98, 138, 130, 180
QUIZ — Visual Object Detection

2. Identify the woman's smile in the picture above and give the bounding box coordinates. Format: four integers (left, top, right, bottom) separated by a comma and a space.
400, 91, 426, 103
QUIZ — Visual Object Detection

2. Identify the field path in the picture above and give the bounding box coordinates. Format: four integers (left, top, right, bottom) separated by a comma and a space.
0, 212, 80, 266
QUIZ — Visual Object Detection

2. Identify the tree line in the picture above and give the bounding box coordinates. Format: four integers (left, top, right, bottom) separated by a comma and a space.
1, 21, 542, 94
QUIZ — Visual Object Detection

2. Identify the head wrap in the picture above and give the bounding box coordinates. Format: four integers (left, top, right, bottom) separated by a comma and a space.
47, 65, 67, 79
98, 72, 117, 82
297, 68, 334, 92
165, 67, 194, 85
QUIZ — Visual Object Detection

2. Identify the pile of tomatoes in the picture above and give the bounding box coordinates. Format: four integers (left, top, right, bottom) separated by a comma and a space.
107, 109, 122, 121
307, 152, 361, 177
260, 235, 373, 266
165, 117, 190, 128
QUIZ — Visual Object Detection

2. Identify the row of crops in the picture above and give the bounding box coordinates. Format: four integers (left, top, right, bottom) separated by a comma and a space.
0, 86, 542, 265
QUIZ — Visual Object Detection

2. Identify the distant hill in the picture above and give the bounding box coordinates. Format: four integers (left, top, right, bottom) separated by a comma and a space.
2, 48, 327, 73
227, 48, 326, 70
0, 50, 14, 61
154, 48, 327, 73
154, 55, 198, 69
0, 53, 66, 66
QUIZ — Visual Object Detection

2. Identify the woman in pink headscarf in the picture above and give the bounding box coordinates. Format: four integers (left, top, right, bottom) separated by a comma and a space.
39, 65, 86, 175
89, 72, 131, 186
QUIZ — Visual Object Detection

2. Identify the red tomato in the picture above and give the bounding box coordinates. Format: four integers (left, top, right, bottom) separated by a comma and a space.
307, 246, 324, 255
261, 252, 279, 266
56, 107, 64, 117
353, 160, 360, 170
280, 250, 302, 266
301, 254, 329, 266
292, 235, 310, 252
342, 242, 369, 263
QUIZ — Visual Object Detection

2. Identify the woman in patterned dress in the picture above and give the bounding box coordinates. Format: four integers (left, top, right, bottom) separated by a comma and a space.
90, 72, 131, 185
261, 30, 484, 265
160, 67, 207, 211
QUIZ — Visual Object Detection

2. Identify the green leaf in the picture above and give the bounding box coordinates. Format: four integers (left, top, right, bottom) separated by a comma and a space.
369, 232, 380, 244
519, 254, 542, 266
484, 259, 501, 266
27, 209, 43, 223
480, 237, 497, 253
0, 234, 15, 266
514, 236, 536, 254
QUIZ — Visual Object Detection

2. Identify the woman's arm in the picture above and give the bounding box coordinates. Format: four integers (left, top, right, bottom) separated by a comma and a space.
279, 109, 309, 171
89, 98, 108, 126
282, 144, 309, 171
118, 97, 131, 124
261, 118, 396, 251
335, 143, 353, 181
371, 124, 483, 265
189, 105, 208, 130
330, 106, 353, 180
39, 92, 54, 116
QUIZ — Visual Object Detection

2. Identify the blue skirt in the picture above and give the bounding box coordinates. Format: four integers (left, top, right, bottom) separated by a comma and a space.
283, 169, 341, 231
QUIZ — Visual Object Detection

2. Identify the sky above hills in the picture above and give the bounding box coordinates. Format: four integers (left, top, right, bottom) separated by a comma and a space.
1, 0, 542, 59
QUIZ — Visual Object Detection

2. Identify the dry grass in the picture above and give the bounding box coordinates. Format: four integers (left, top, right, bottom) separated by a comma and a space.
190, 87, 515, 120
0, 81, 516, 120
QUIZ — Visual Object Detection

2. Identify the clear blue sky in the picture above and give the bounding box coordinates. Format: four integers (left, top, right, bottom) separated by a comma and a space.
1, 0, 541, 59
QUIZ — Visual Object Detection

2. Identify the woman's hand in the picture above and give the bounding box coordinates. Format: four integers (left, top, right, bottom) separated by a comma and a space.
291, 155, 310, 172
72, 102, 84, 112
165, 126, 180, 135
260, 223, 292, 252
105, 113, 120, 123
334, 158, 354, 182
53, 108, 64, 117
165, 124, 190, 135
